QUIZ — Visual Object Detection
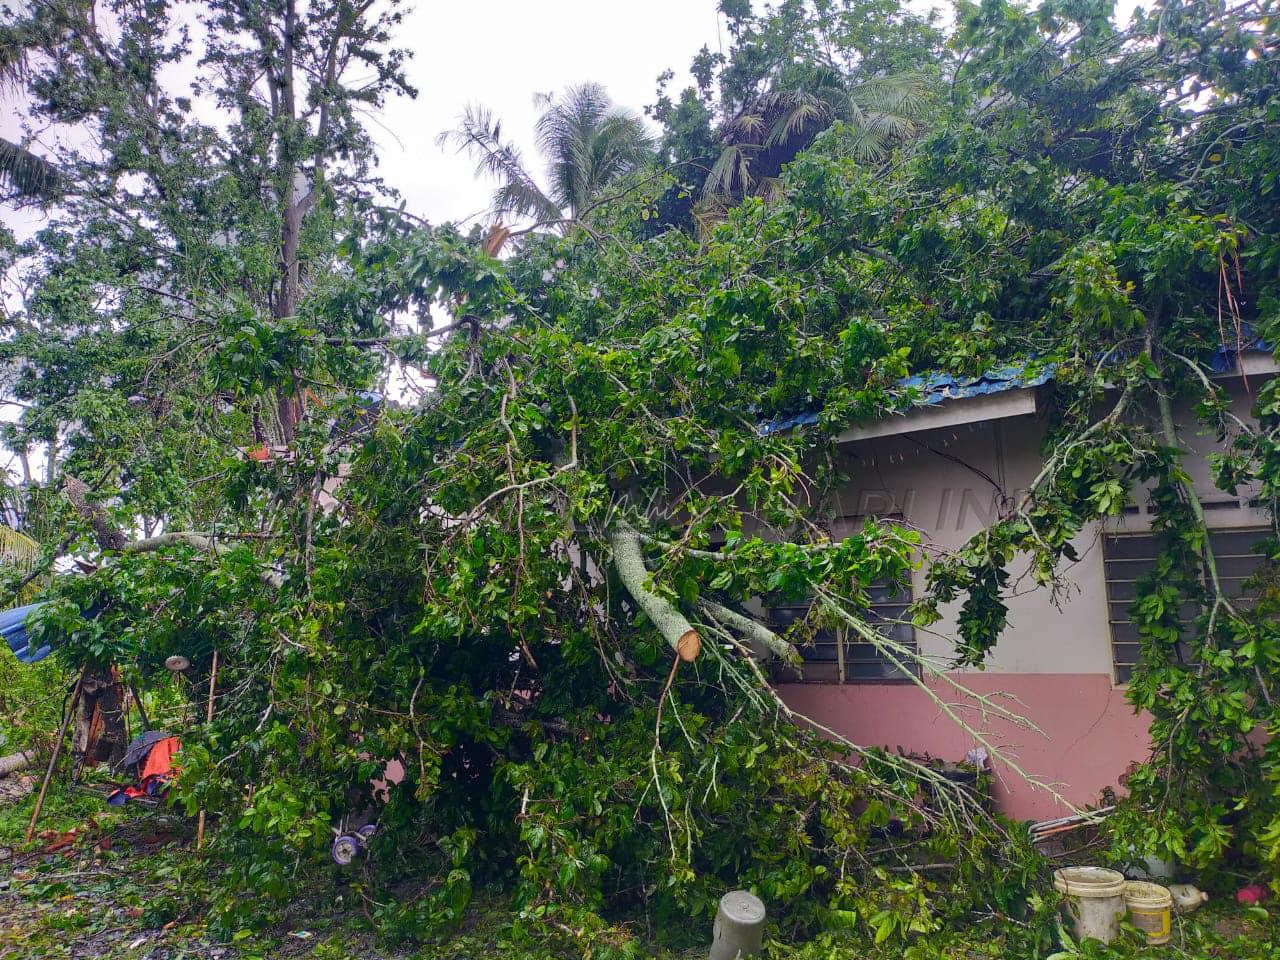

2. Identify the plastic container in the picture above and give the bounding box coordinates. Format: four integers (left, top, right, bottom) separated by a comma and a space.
1169, 883, 1208, 914
1124, 880, 1173, 945
1053, 867, 1127, 944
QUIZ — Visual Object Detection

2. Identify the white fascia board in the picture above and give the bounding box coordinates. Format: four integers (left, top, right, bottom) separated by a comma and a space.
836, 387, 1039, 444
1213, 354, 1279, 379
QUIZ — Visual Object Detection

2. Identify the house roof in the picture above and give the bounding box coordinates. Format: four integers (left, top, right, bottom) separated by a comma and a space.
757, 362, 1053, 438
759, 338, 1275, 443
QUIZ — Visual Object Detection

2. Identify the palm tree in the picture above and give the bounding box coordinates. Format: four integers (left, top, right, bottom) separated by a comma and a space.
0, 484, 51, 599
0, 7, 67, 200
702, 66, 932, 211
0, 138, 62, 199
0, 524, 40, 572
440, 83, 655, 229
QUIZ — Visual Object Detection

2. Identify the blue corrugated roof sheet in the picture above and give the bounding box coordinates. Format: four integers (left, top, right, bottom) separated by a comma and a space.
1210, 336, 1272, 373
1, 602, 51, 664
758, 362, 1054, 437
898, 364, 1055, 404
759, 338, 1274, 439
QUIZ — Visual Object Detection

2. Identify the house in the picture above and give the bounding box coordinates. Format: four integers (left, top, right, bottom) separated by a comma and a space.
773, 349, 1277, 820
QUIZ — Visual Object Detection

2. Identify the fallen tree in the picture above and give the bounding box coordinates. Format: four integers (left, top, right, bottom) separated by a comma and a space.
5, 0, 1280, 952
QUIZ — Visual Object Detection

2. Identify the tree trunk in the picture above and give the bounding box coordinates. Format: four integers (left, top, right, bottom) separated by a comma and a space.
274, 0, 304, 444
72, 667, 128, 772
609, 522, 701, 661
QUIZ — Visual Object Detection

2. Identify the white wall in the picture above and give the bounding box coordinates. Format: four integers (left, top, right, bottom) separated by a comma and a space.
828, 374, 1273, 678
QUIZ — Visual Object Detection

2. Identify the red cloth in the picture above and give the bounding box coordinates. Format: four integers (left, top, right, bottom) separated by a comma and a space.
139, 736, 180, 780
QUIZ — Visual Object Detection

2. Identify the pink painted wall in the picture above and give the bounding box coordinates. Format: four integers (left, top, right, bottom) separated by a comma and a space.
779, 673, 1151, 821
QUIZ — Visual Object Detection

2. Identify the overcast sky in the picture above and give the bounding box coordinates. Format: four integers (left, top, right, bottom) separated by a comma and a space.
377, 1, 724, 225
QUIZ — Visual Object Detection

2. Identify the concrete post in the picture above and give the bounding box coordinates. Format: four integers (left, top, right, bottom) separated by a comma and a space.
708, 890, 766, 960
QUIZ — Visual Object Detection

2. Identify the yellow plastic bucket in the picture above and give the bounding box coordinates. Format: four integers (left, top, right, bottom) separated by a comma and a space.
1124, 880, 1173, 945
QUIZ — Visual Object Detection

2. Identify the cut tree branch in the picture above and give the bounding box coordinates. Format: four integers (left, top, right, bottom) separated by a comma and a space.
609, 522, 701, 661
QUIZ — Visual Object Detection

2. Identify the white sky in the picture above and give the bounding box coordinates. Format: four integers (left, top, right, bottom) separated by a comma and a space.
375, 1, 724, 225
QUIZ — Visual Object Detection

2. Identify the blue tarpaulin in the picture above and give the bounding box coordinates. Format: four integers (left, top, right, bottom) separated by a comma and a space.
1, 602, 50, 664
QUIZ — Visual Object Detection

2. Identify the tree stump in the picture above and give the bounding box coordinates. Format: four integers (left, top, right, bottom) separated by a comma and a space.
708, 890, 766, 960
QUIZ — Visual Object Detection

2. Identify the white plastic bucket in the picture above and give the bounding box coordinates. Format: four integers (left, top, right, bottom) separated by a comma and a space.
1053, 867, 1127, 944
1124, 880, 1173, 945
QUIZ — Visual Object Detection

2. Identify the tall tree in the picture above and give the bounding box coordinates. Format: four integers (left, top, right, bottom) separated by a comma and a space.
0, 0, 415, 494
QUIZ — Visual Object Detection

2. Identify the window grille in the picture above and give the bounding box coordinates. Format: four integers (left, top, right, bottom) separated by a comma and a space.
1102, 528, 1267, 684
772, 578, 917, 683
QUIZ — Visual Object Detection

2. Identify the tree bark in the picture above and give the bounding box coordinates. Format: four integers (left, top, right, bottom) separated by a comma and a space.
72, 668, 127, 771
62, 476, 127, 550
273, 0, 304, 444
697, 599, 801, 666
59, 478, 127, 768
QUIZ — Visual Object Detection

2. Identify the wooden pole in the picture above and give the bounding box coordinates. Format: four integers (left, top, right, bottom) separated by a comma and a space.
25, 670, 86, 844
129, 682, 150, 732
195, 649, 218, 851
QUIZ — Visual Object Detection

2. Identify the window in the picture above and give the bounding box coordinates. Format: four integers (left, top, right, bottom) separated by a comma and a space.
1102, 528, 1268, 684
771, 578, 918, 683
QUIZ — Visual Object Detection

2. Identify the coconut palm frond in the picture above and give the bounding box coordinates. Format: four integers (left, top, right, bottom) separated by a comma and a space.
727, 111, 767, 138
6, 485, 60, 548
0, 34, 30, 89
0, 15, 48, 90
692, 195, 730, 240
439, 104, 560, 223
536, 82, 608, 214
848, 73, 933, 121
0, 524, 41, 571
756, 176, 787, 203
764, 96, 832, 148
445, 85, 653, 228
0, 137, 62, 199
491, 179, 561, 225
0, 3, 84, 90
590, 113, 654, 186
704, 142, 758, 199
536, 82, 654, 219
